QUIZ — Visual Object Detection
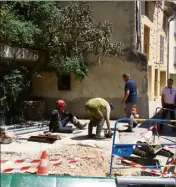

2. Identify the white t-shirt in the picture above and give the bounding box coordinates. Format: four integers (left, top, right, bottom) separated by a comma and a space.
162, 87, 176, 104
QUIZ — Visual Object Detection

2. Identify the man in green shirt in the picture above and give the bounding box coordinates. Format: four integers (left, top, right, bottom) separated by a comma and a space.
85, 98, 114, 139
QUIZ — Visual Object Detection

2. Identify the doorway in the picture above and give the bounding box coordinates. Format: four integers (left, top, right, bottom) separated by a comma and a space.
143, 25, 150, 60
160, 71, 166, 95
148, 66, 152, 100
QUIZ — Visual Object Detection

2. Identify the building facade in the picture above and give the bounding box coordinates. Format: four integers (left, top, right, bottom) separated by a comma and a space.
141, 1, 169, 101
32, 1, 149, 119
169, 19, 176, 87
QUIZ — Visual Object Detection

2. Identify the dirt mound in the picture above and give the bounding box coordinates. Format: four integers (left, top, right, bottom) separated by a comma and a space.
1, 144, 109, 176
48, 144, 109, 176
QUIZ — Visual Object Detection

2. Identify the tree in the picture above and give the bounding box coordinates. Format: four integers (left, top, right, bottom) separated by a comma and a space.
0, 1, 123, 123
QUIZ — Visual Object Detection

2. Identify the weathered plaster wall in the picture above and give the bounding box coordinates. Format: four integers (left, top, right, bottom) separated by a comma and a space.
88, 1, 136, 49
32, 55, 148, 119
32, 1, 149, 119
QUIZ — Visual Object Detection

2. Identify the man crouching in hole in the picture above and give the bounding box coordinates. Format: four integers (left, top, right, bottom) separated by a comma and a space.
85, 98, 114, 139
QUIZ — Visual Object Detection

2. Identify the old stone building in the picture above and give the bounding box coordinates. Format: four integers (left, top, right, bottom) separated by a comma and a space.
141, 1, 176, 100
32, 1, 149, 119
168, 2, 176, 88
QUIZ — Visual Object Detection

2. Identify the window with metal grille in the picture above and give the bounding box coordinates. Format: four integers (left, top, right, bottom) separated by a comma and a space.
160, 35, 164, 63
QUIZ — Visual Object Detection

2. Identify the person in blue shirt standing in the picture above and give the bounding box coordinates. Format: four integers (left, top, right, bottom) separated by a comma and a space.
121, 73, 138, 132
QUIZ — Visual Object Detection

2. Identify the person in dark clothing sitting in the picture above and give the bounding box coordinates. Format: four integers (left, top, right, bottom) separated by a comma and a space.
49, 100, 87, 132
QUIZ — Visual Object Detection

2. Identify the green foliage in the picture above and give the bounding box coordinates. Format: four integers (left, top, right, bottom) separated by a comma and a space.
0, 1, 123, 123
0, 3, 41, 45
2, 70, 28, 103
49, 55, 88, 80
0, 2, 123, 74
0, 70, 29, 124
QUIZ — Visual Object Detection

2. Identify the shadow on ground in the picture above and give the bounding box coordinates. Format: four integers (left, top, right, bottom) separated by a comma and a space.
71, 135, 91, 141
71, 135, 110, 142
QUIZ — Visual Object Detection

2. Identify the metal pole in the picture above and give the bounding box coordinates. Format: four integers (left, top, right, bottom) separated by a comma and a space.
167, 20, 170, 80
139, 1, 142, 52
167, 16, 175, 80
116, 177, 176, 186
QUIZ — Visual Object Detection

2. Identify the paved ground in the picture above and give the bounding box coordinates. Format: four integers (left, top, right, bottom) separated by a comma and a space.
1, 120, 175, 153
1, 120, 175, 176
1, 100, 175, 176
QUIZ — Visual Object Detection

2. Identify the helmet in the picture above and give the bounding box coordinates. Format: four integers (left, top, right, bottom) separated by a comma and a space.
56, 100, 66, 111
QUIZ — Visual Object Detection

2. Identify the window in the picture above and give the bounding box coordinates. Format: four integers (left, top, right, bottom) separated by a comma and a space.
57, 74, 71, 90
160, 35, 164, 63
143, 25, 150, 59
145, 1, 150, 17
163, 16, 168, 33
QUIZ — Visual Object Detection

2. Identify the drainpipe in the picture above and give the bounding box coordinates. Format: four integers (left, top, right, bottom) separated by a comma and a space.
138, 1, 142, 52
167, 9, 176, 80
167, 18, 175, 80
167, 20, 170, 80
136, 1, 142, 52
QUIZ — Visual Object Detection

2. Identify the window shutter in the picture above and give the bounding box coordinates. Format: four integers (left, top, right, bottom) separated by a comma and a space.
160, 35, 164, 63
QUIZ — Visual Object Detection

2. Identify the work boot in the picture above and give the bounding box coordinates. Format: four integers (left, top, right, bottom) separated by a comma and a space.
87, 134, 96, 138
95, 135, 106, 140
74, 121, 87, 130
124, 128, 133, 132
72, 116, 87, 130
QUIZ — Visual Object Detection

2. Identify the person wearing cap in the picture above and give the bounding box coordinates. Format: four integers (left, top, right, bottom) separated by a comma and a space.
121, 73, 138, 132
160, 79, 176, 132
85, 98, 114, 139
49, 100, 87, 132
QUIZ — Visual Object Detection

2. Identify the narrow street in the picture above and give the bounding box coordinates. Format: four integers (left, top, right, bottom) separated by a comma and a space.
1, 120, 176, 177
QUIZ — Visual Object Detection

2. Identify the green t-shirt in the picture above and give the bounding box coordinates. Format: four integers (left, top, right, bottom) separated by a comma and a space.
85, 98, 108, 119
